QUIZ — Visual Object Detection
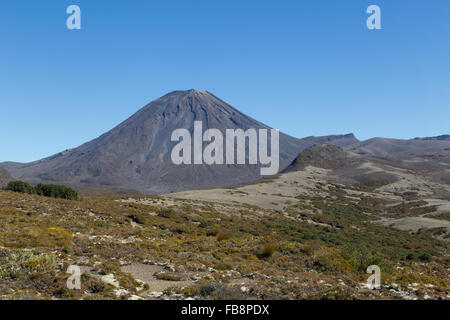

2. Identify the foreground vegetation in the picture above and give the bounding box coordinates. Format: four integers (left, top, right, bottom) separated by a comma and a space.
0, 188, 448, 300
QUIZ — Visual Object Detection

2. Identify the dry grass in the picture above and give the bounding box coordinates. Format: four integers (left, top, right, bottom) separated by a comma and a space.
0, 187, 448, 300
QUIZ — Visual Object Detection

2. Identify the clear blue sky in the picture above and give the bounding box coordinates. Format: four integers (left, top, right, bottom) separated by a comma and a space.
1, 0, 449, 162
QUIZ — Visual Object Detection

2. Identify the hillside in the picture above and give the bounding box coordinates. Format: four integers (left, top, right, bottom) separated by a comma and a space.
0, 168, 13, 187
283, 144, 358, 172
0, 164, 448, 300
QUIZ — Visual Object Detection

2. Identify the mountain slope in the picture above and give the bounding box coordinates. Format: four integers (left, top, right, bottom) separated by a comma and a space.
283, 144, 357, 172
0, 168, 13, 187
344, 137, 450, 159
344, 136, 450, 184
283, 144, 401, 188
2, 90, 359, 193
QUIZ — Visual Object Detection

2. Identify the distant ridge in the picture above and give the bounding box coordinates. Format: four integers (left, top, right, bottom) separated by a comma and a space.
344, 136, 450, 159
414, 135, 450, 141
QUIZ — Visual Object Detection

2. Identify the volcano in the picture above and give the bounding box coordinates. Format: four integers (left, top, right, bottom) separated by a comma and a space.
1, 90, 358, 193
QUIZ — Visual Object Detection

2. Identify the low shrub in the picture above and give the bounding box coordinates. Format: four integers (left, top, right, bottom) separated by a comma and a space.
3, 181, 79, 201
157, 208, 177, 218
35, 184, 79, 201
418, 253, 432, 263
216, 231, 231, 241
198, 283, 244, 300
4, 181, 36, 194
257, 242, 277, 259
154, 271, 185, 281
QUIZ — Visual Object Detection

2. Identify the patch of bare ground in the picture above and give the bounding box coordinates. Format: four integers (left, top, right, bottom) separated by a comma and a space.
121, 263, 193, 293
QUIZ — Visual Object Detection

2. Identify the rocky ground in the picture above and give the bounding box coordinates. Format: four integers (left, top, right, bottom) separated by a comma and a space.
0, 166, 449, 300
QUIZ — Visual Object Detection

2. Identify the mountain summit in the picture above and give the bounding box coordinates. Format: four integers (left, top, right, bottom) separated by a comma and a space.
2, 90, 358, 193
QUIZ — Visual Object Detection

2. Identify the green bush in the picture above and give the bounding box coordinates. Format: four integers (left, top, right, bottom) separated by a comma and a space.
35, 184, 79, 201
418, 253, 432, 263
157, 208, 178, 218
4, 181, 36, 194
405, 252, 432, 263
3, 180, 79, 201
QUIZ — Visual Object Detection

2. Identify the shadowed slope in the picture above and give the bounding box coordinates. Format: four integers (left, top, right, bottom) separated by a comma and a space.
0, 168, 13, 187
